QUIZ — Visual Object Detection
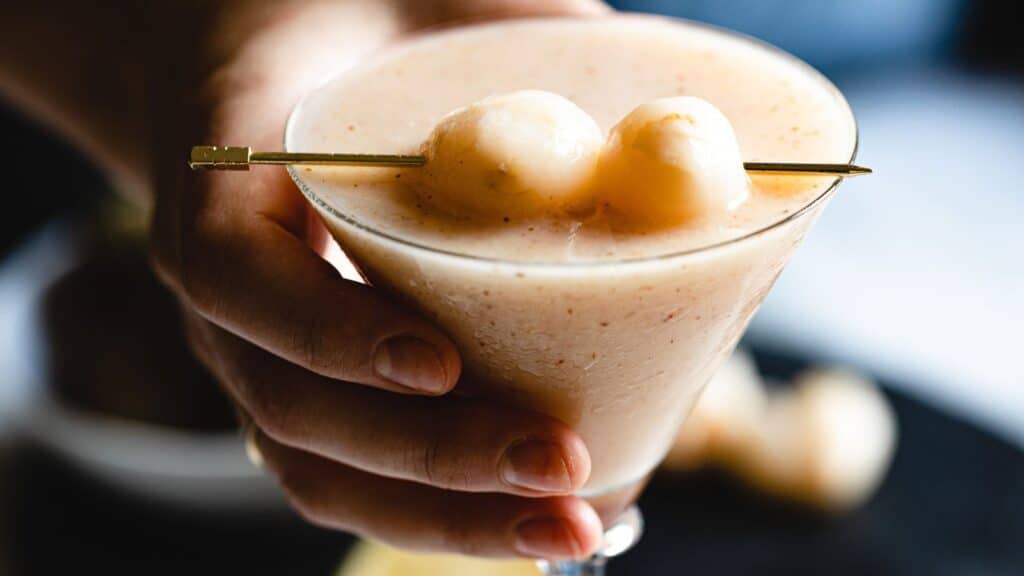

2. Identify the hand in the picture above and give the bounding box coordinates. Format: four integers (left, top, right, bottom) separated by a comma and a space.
150, 0, 610, 560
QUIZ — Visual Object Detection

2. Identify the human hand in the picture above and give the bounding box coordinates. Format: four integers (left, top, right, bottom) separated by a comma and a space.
150, 0, 610, 560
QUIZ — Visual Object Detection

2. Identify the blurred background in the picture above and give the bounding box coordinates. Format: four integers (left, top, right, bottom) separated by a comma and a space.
0, 1, 1021, 575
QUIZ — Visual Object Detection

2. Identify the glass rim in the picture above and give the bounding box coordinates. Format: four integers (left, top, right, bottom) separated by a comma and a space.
284, 13, 858, 271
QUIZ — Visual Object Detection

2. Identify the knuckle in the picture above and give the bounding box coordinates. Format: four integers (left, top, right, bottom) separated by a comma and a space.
277, 469, 328, 526
396, 407, 446, 488
178, 255, 221, 321
178, 267, 211, 317
253, 393, 298, 443
291, 285, 365, 378
414, 410, 465, 489
148, 241, 179, 292
420, 423, 446, 486
182, 324, 216, 373
437, 505, 485, 556
292, 307, 331, 373
238, 374, 299, 443
412, 404, 500, 491
178, 210, 235, 320
149, 195, 182, 290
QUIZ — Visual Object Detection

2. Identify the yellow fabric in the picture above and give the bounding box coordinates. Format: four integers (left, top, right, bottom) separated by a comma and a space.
338, 540, 541, 576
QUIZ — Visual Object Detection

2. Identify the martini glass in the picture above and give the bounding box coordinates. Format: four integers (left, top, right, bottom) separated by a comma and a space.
285, 15, 856, 575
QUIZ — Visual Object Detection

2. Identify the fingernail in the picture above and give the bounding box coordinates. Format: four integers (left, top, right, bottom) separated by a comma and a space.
374, 335, 448, 393
501, 440, 573, 493
515, 517, 582, 559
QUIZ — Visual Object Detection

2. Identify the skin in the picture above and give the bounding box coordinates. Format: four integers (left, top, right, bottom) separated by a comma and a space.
0, 0, 612, 560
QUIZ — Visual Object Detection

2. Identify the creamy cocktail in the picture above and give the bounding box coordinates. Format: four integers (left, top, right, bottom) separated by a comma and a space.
286, 16, 855, 500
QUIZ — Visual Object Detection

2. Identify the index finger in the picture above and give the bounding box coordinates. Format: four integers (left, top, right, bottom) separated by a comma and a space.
169, 165, 461, 395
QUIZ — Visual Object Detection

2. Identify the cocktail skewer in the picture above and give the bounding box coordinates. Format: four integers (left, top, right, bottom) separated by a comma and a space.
188, 145, 872, 177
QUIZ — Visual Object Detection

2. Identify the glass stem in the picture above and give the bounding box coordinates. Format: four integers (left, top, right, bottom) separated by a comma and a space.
539, 556, 608, 576
537, 506, 643, 576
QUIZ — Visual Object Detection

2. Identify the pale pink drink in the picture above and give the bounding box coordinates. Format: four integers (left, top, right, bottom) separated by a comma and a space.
286, 15, 857, 572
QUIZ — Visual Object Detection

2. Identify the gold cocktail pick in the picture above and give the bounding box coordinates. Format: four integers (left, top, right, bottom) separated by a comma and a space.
188, 146, 872, 177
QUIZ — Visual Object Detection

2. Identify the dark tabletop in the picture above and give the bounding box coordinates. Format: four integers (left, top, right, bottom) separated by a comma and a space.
4, 346, 1022, 576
